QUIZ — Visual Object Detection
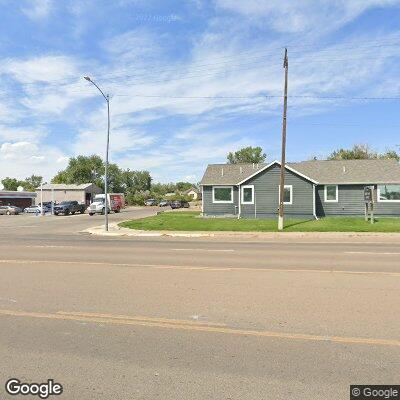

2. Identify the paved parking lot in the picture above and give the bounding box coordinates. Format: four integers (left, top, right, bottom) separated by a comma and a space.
0, 208, 399, 399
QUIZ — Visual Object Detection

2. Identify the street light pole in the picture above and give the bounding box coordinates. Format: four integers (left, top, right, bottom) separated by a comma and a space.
40, 182, 47, 216
84, 76, 110, 232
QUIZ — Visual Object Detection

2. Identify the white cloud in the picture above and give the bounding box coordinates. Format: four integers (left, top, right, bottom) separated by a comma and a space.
216, 0, 400, 33
0, 141, 68, 180
0, 125, 47, 141
21, 0, 54, 21
73, 127, 155, 157
3, 55, 77, 83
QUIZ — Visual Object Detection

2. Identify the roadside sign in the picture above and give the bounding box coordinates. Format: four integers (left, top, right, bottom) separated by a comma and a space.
364, 186, 374, 203
364, 186, 375, 224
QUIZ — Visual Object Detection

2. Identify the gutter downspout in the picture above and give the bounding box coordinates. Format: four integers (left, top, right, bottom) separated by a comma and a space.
238, 185, 241, 219
313, 184, 319, 220
201, 185, 204, 216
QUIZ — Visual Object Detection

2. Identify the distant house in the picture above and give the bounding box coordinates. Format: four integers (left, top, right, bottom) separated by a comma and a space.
184, 186, 202, 200
200, 159, 400, 218
36, 183, 102, 206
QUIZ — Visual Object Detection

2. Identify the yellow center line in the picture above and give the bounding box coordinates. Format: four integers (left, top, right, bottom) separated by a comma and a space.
0, 308, 398, 348
0, 259, 399, 276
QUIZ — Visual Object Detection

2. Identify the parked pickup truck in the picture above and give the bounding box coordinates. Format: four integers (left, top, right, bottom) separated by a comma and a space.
53, 201, 86, 216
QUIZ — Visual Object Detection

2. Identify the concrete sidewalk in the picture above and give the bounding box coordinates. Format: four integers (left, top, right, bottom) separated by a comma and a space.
82, 222, 400, 242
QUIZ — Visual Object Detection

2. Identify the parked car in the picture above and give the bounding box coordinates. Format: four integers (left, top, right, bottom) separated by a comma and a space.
53, 201, 86, 216
144, 198, 158, 206
40, 201, 55, 210
0, 205, 22, 215
158, 200, 170, 207
170, 200, 190, 209
24, 205, 50, 214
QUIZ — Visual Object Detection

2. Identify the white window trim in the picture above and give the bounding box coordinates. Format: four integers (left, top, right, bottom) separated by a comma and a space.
377, 186, 400, 203
241, 185, 254, 204
278, 185, 293, 205
324, 185, 338, 203
212, 186, 234, 204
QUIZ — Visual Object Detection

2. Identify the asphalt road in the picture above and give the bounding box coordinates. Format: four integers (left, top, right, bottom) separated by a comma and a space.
0, 209, 399, 399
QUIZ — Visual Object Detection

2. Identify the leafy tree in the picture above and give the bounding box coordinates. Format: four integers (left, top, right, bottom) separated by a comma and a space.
52, 155, 104, 187
175, 181, 193, 191
1, 177, 21, 191
379, 150, 400, 161
23, 175, 43, 191
327, 144, 377, 160
328, 144, 399, 161
227, 146, 266, 164
151, 182, 176, 195
51, 155, 153, 204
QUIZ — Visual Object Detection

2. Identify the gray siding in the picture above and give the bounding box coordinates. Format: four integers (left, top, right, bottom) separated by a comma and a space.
202, 165, 314, 218
316, 185, 400, 216
203, 185, 239, 216
241, 164, 314, 218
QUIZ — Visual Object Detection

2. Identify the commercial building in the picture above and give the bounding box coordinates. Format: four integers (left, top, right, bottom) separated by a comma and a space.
36, 183, 102, 206
0, 190, 37, 208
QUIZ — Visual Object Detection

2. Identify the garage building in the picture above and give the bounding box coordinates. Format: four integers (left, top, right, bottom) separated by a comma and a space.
0, 190, 37, 208
36, 183, 102, 206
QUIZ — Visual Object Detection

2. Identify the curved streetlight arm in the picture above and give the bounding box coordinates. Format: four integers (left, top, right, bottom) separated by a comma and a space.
84, 76, 108, 102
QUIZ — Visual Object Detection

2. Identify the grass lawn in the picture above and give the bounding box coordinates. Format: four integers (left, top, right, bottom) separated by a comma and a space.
119, 211, 400, 232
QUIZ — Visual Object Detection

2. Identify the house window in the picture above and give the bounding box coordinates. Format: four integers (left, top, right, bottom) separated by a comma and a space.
377, 185, 400, 202
279, 185, 293, 205
241, 185, 254, 204
324, 185, 338, 202
212, 186, 233, 203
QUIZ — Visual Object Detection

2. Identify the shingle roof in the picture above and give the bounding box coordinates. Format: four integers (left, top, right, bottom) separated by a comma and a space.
37, 183, 95, 190
290, 159, 400, 184
200, 159, 400, 185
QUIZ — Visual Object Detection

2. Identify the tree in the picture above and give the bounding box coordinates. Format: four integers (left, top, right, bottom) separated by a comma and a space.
52, 155, 104, 187
175, 181, 193, 191
23, 175, 43, 191
227, 146, 266, 164
327, 144, 399, 161
379, 150, 400, 161
50, 155, 153, 203
1, 177, 21, 191
327, 144, 377, 160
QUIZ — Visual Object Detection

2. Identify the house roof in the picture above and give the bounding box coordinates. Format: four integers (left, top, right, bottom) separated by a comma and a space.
0, 190, 37, 198
36, 183, 96, 190
184, 187, 200, 194
200, 159, 400, 185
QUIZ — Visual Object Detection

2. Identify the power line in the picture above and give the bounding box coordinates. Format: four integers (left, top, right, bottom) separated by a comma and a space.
15, 37, 400, 86
111, 94, 400, 100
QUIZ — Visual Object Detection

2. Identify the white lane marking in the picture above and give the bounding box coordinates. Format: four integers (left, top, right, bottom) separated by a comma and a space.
0, 225, 39, 228
25, 245, 76, 249
0, 259, 399, 276
172, 248, 235, 252
345, 251, 400, 255
0, 297, 17, 303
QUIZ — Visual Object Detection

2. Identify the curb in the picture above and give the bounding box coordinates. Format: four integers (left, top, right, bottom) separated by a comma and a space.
81, 223, 400, 241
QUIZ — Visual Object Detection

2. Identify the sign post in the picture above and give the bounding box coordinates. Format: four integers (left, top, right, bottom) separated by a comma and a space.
364, 186, 375, 224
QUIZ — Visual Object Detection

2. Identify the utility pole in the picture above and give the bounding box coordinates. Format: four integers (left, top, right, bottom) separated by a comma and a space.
278, 48, 288, 231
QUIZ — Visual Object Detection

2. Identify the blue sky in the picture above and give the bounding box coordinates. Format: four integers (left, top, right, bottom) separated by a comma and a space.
0, 0, 400, 184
